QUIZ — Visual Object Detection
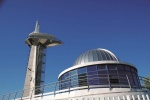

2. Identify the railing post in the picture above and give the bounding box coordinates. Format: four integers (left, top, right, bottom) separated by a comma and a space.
21, 90, 24, 100
54, 82, 57, 96
88, 79, 90, 91
2, 95, 5, 100
126, 74, 131, 91
138, 76, 142, 89
7, 93, 11, 100
41, 85, 45, 98
87, 82, 90, 91
13, 92, 17, 100
106, 65, 111, 90
69, 80, 71, 93
108, 76, 111, 90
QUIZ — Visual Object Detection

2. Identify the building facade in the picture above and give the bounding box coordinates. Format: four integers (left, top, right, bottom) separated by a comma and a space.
21, 48, 150, 100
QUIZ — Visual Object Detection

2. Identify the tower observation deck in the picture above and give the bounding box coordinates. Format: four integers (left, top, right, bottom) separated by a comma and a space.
23, 21, 63, 97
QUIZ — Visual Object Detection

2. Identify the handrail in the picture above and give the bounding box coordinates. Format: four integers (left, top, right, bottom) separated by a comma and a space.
0, 76, 149, 100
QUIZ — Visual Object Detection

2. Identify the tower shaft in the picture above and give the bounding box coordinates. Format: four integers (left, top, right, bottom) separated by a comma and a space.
23, 21, 63, 97
23, 45, 46, 97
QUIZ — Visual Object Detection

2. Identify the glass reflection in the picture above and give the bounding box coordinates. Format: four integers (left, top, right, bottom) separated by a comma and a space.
59, 64, 140, 90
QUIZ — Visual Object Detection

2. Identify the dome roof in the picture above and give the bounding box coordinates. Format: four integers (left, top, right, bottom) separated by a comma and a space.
73, 48, 119, 66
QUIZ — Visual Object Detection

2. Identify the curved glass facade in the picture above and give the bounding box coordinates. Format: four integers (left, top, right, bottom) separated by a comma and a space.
59, 64, 140, 90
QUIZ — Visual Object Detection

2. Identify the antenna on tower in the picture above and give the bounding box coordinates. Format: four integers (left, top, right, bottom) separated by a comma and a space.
34, 21, 40, 33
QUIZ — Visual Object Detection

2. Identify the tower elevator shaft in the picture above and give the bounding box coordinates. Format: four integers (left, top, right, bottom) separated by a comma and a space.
23, 45, 46, 97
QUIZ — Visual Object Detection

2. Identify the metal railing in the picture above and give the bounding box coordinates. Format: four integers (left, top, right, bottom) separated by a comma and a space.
0, 76, 149, 100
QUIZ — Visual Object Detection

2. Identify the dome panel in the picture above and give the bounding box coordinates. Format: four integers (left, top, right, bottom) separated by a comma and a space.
93, 50, 98, 61
73, 48, 119, 66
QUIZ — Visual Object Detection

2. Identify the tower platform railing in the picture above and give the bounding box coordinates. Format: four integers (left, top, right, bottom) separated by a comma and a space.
0, 76, 149, 100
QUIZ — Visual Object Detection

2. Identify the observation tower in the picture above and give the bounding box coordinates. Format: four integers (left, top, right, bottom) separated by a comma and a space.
23, 21, 63, 97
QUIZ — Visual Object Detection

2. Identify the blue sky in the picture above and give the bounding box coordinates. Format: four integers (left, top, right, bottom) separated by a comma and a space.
0, 0, 150, 94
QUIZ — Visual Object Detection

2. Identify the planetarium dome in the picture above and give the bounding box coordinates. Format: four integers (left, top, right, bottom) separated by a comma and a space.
73, 48, 119, 66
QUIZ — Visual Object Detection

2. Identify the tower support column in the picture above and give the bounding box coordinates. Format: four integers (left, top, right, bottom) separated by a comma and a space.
23, 45, 46, 97
23, 21, 62, 97
23, 46, 37, 97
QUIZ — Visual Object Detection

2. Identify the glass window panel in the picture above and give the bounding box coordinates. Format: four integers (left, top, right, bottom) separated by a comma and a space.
119, 78, 127, 81
78, 76, 86, 80
134, 69, 138, 74
78, 78, 87, 82
61, 79, 66, 84
87, 65, 97, 72
134, 69, 137, 73
71, 81, 78, 87
132, 73, 137, 76
97, 64, 106, 70
59, 77, 62, 81
118, 70, 126, 74
131, 68, 135, 72
99, 74, 108, 78
98, 70, 108, 74
119, 74, 126, 78
117, 65, 124, 70
88, 79, 99, 85
61, 79, 70, 89
78, 73, 87, 86
127, 75, 133, 79
109, 75, 119, 79
119, 81, 128, 85
78, 67, 87, 74
119, 78, 128, 85
133, 75, 139, 86
108, 64, 117, 70
70, 75, 78, 80
99, 77, 109, 79
64, 78, 70, 82
128, 78, 134, 85
110, 79, 119, 84
126, 71, 132, 75
70, 75, 78, 87
99, 79, 109, 85
125, 66, 130, 71
61, 74, 65, 80
64, 72, 69, 78
88, 74, 98, 79
70, 69, 77, 76
79, 78, 88, 86
78, 73, 87, 78
88, 71, 97, 75
108, 70, 117, 74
